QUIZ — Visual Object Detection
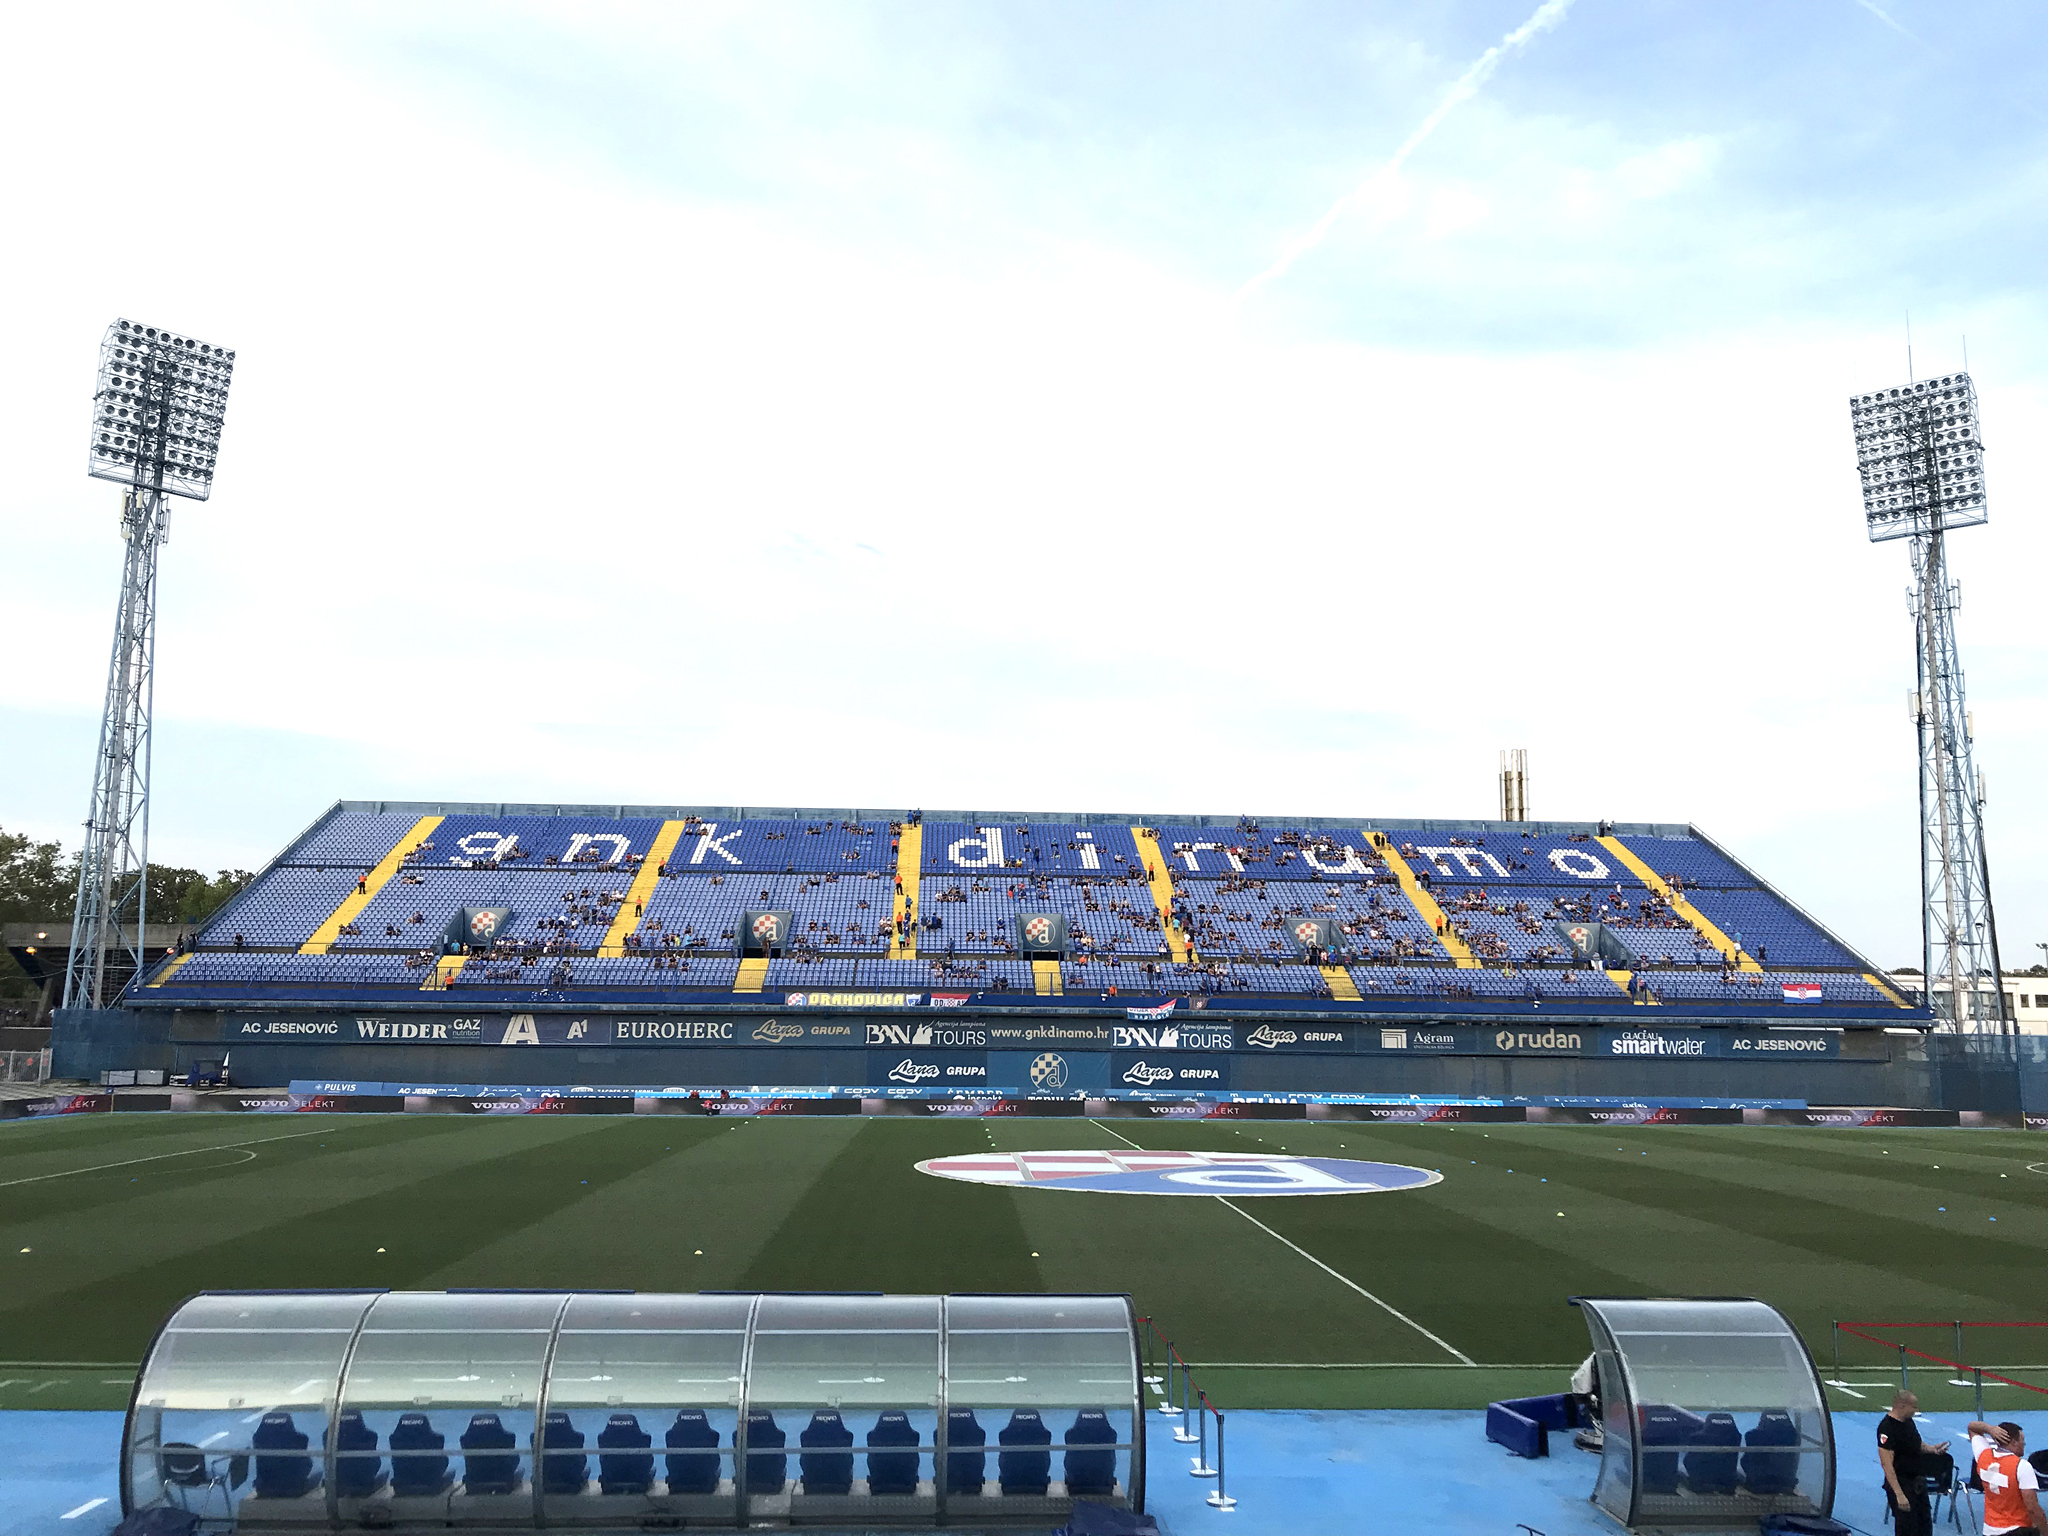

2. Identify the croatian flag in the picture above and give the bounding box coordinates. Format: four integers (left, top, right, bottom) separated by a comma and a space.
929, 992, 970, 1008
1782, 982, 1822, 1002
1126, 999, 1178, 1021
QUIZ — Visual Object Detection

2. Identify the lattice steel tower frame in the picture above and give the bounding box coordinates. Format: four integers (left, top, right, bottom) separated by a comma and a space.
63, 320, 235, 1011
1850, 371, 2005, 1031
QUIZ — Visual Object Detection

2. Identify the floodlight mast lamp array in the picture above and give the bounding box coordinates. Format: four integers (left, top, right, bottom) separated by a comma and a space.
63, 320, 235, 1012
1850, 373, 2005, 1032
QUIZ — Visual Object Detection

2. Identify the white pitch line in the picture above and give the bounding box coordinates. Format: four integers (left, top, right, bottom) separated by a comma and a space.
1083, 1120, 1475, 1367
62, 1498, 108, 1519
0, 1126, 331, 1188
1215, 1198, 1476, 1365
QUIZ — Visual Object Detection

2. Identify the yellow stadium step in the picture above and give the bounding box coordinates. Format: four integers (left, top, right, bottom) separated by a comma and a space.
734, 957, 769, 994
423, 955, 467, 990
1863, 972, 1912, 1008
1361, 830, 1480, 969
1320, 964, 1360, 1001
303, 814, 443, 954
146, 953, 194, 988
890, 823, 923, 960
1033, 959, 1064, 996
1606, 967, 1656, 1002
1131, 827, 1190, 962
1597, 835, 1761, 973
598, 820, 690, 957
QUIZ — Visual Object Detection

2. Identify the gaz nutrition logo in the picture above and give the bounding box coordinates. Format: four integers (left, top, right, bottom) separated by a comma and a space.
914, 1149, 1443, 1198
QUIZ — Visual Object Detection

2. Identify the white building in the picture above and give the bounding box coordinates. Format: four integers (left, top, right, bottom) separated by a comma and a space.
1888, 972, 2048, 1032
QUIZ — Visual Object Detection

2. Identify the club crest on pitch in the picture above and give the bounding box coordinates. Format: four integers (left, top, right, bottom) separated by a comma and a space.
914, 1148, 1441, 1197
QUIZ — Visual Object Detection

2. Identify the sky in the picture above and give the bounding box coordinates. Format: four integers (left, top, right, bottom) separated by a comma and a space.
2, 0, 2044, 969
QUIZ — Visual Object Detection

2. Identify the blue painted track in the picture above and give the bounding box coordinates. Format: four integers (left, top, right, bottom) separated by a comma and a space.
8, 1409, 2040, 1536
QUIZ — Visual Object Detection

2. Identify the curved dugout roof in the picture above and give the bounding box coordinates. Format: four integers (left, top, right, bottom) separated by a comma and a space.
122, 1289, 1142, 1530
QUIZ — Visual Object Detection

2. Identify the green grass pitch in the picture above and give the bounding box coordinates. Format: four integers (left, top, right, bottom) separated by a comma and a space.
5, 1114, 2047, 1412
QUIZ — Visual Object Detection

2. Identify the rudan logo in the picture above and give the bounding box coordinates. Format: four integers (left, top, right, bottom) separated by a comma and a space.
1493, 1028, 1582, 1051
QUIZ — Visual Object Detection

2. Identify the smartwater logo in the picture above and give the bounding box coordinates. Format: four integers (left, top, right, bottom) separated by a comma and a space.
1608, 1031, 1706, 1057
1247, 1027, 1298, 1050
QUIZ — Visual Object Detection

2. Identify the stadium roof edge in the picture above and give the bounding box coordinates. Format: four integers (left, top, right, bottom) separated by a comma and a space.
329, 800, 1698, 839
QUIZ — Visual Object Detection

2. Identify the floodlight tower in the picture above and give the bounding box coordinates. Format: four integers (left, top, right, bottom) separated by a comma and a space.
1849, 371, 2005, 1031
62, 319, 236, 1011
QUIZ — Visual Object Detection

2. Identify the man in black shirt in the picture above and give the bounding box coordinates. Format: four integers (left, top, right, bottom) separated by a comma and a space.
1879, 1389, 1949, 1536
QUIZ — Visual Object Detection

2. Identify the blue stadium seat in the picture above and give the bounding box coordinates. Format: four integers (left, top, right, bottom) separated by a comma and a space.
541, 1411, 587, 1495
664, 1409, 721, 1495
251, 1411, 319, 1499
998, 1409, 1052, 1496
744, 1409, 787, 1495
389, 1412, 450, 1497
460, 1412, 521, 1495
799, 1410, 854, 1495
596, 1412, 653, 1494
1063, 1409, 1118, 1496
945, 1408, 986, 1495
1684, 1411, 1741, 1494
1639, 1405, 1688, 1496
866, 1411, 920, 1496
1743, 1410, 1800, 1495
334, 1410, 384, 1499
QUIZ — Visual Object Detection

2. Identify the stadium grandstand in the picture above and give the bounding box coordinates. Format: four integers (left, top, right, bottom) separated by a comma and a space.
133, 801, 1905, 1017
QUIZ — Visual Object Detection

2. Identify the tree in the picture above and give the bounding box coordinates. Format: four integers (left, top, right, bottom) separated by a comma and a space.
0, 827, 252, 1004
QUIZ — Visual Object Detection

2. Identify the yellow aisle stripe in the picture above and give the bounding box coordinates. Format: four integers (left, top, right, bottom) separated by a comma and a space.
1863, 972, 1911, 1008
424, 955, 467, 990
1032, 958, 1064, 996
599, 820, 689, 957
1597, 835, 1760, 972
735, 956, 769, 994
1132, 828, 1189, 963
302, 815, 443, 955
1607, 967, 1649, 1000
1362, 830, 1479, 969
1320, 964, 1360, 1001
890, 824, 923, 960
146, 953, 194, 988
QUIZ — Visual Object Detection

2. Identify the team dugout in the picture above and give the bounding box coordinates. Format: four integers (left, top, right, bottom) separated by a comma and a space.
1575, 1296, 1835, 1529
122, 1290, 1143, 1531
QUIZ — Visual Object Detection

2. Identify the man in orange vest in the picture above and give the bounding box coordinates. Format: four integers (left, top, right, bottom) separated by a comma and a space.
1968, 1419, 2045, 1536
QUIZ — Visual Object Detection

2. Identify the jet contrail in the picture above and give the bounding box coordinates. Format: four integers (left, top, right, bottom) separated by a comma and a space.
1235, 0, 1575, 304
1851, 0, 1914, 40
